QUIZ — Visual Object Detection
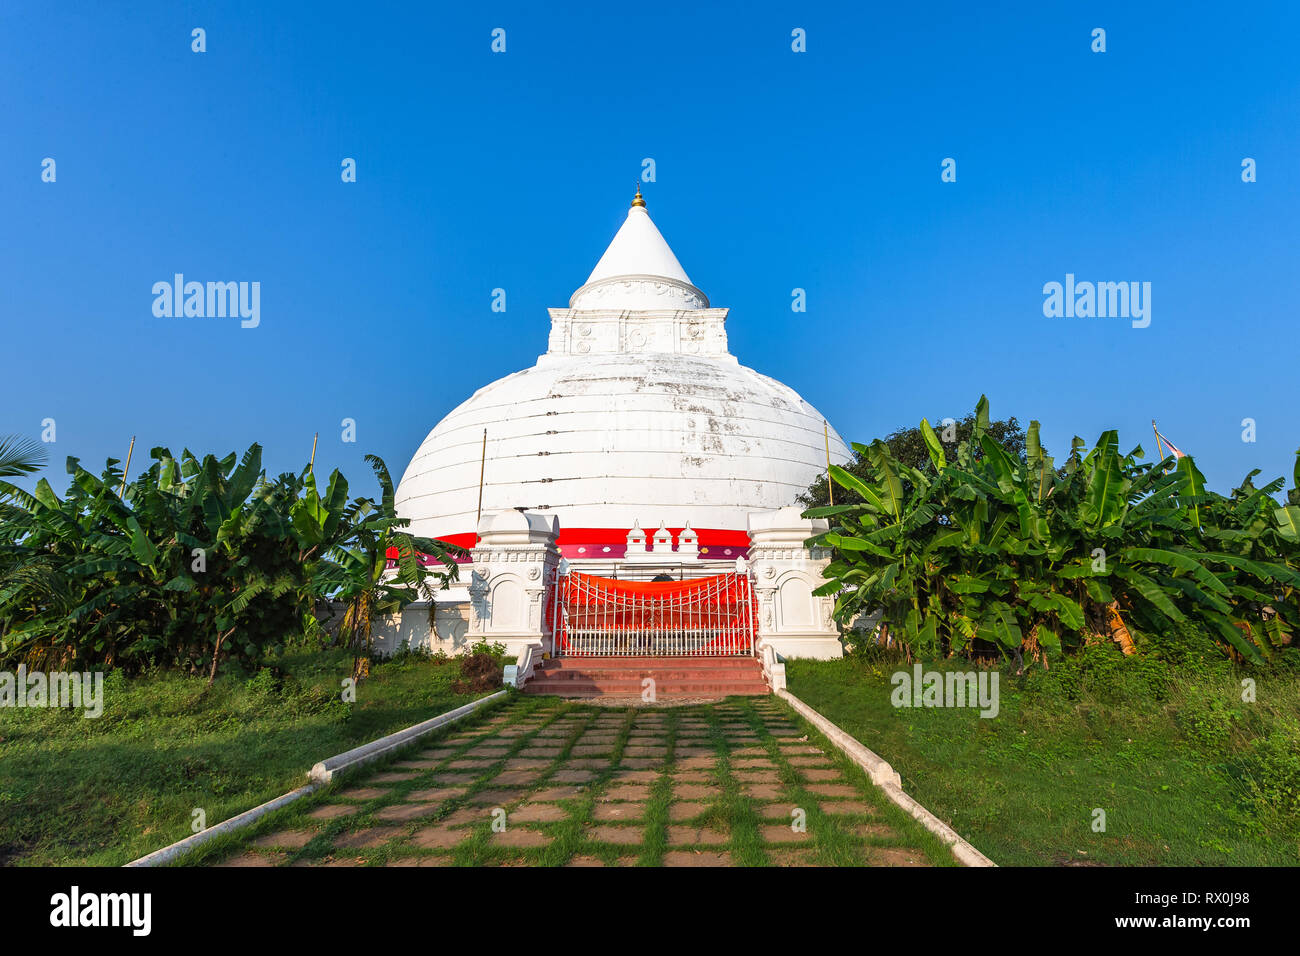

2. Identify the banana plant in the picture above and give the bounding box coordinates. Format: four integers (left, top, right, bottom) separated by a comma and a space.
312, 455, 464, 680
2, 445, 307, 679
806, 397, 1299, 666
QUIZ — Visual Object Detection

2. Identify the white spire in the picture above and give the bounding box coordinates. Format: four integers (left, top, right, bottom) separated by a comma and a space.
569, 189, 708, 310
585, 204, 693, 287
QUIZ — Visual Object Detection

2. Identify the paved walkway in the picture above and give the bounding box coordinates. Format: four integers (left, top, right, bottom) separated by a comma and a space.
214, 696, 941, 867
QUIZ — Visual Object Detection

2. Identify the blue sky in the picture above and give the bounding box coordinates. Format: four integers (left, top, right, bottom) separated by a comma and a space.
3, 1, 1298, 498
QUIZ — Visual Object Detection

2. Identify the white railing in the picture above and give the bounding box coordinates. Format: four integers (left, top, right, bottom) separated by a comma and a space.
551, 570, 756, 657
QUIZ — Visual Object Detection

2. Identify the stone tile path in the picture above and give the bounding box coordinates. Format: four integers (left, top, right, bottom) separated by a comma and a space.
214, 696, 940, 867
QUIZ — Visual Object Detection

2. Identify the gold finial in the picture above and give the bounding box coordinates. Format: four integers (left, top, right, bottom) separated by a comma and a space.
631, 182, 646, 208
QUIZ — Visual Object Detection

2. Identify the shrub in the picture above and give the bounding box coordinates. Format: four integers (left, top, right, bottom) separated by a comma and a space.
452, 651, 504, 694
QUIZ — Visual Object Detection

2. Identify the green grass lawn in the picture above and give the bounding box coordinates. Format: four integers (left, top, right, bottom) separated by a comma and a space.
0, 649, 499, 866
786, 646, 1300, 866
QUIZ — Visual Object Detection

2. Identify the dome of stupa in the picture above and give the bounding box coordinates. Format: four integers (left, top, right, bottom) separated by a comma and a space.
394, 190, 849, 559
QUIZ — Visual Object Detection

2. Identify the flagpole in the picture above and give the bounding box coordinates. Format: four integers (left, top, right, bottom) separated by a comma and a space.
1152, 420, 1168, 468
119, 436, 135, 497
475, 429, 487, 529
824, 421, 834, 507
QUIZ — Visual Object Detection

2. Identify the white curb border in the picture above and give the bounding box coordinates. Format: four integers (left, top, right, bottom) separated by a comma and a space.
125, 689, 508, 867
777, 688, 996, 868
125, 784, 321, 868
309, 690, 508, 783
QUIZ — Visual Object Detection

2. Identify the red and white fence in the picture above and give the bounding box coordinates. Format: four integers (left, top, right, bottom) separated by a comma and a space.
550, 570, 756, 657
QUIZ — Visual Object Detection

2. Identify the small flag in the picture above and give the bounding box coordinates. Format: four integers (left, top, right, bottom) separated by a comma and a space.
1152, 422, 1187, 463
1156, 430, 1186, 459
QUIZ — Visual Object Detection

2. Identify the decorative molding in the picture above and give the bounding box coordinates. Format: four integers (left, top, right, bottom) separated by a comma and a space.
471, 548, 549, 564
568, 275, 709, 311
750, 546, 831, 563
545, 307, 731, 358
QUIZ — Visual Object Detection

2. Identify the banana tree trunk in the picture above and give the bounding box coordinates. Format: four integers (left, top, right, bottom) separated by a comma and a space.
350, 591, 373, 681
208, 627, 235, 686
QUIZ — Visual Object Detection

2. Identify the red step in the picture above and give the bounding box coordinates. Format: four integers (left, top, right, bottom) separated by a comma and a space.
521, 656, 770, 698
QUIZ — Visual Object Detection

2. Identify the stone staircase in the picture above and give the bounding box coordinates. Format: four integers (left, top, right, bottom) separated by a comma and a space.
521, 656, 770, 698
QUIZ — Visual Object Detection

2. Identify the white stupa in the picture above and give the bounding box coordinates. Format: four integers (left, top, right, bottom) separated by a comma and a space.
394, 187, 850, 561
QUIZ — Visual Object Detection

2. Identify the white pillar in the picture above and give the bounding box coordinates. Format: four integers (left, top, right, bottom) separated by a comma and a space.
652, 520, 673, 552
676, 522, 699, 560
626, 520, 648, 556
746, 507, 843, 660
467, 510, 561, 658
